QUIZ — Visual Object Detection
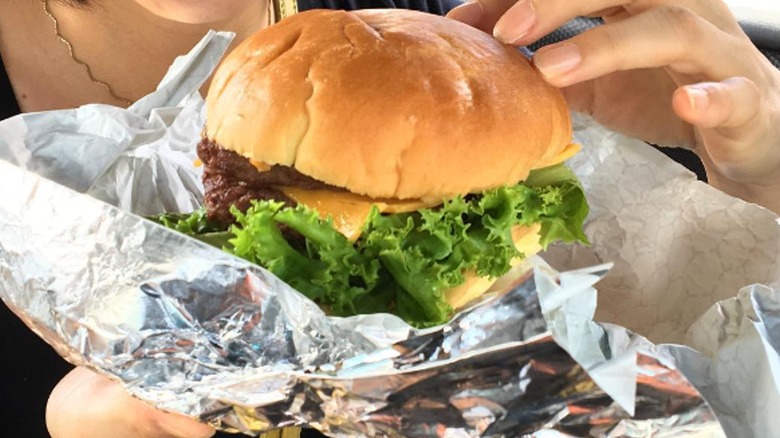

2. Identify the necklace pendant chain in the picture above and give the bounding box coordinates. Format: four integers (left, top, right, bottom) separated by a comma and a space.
42, 0, 295, 107
274, 0, 298, 22
42, 0, 134, 106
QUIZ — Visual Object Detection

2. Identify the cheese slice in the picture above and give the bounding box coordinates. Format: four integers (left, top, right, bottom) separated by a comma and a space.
280, 188, 545, 309
536, 143, 581, 169
445, 224, 542, 309
250, 159, 272, 171
511, 223, 544, 256
277, 141, 579, 241
279, 187, 437, 241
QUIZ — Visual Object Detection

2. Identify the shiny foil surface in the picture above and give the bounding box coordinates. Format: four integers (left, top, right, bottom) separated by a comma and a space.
0, 159, 723, 436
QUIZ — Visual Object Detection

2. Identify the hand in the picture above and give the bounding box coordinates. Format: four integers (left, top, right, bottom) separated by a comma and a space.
447, 0, 780, 214
47, 367, 215, 438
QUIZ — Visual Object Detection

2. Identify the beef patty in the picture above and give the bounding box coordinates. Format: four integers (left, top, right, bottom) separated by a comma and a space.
198, 139, 341, 225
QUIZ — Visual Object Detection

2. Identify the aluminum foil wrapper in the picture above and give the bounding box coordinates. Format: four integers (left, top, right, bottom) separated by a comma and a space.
0, 30, 762, 437
0, 161, 722, 436
544, 111, 780, 438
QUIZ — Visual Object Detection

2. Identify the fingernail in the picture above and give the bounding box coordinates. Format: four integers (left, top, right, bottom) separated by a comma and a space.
534, 43, 582, 81
157, 414, 215, 438
493, 0, 536, 44
685, 86, 710, 111
446, 1, 484, 26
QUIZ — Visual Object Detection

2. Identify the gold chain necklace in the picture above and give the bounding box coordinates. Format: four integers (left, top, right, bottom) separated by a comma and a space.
42, 0, 133, 106
41, 0, 288, 108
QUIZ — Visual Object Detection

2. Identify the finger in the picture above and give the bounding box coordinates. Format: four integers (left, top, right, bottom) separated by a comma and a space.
446, 1, 485, 28
492, 0, 743, 46
672, 77, 761, 129
447, 0, 520, 34
584, 7, 628, 21
531, 6, 750, 88
493, 0, 620, 45
47, 367, 215, 438
674, 77, 780, 186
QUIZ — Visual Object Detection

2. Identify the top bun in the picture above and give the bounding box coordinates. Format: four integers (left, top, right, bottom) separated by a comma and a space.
205, 9, 571, 199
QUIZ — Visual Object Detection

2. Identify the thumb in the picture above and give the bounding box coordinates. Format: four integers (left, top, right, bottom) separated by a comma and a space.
671, 76, 780, 182
672, 77, 761, 130
47, 367, 215, 438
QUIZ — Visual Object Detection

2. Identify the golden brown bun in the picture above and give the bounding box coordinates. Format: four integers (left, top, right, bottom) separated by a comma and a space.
445, 224, 542, 309
205, 9, 572, 200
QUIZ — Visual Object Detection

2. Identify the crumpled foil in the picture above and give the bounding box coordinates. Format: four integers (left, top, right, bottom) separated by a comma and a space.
0, 30, 754, 437
545, 101, 780, 438
0, 159, 722, 436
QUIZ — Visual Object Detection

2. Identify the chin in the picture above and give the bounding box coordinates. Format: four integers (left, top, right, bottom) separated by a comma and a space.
134, 0, 258, 24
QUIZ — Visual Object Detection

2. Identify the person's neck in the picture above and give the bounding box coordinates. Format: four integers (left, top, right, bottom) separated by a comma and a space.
46, 0, 271, 104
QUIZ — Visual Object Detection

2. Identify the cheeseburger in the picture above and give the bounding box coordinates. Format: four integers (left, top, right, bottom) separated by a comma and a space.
165, 9, 588, 327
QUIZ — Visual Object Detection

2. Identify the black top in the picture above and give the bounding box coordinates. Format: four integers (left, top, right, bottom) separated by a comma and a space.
0, 53, 20, 120
0, 52, 60, 438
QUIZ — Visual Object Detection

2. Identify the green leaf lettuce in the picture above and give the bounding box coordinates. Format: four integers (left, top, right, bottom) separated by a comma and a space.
152, 163, 589, 327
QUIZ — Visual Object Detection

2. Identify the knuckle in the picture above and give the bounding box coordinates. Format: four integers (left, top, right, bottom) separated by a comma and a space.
586, 27, 622, 68
655, 5, 705, 45
738, 77, 762, 103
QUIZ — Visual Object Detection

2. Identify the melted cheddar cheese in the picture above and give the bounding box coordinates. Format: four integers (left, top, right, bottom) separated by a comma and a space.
250, 159, 272, 171
274, 144, 579, 240
444, 224, 542, 309
537, 143, 581, 168
279, 187, 438, 241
